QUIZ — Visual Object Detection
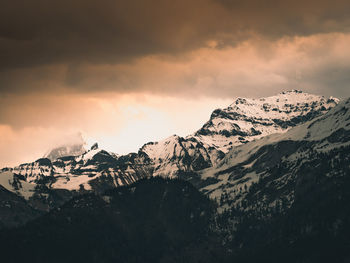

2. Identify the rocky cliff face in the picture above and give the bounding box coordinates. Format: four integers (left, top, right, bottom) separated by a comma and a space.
194, 90, 338, 152
1, 91, 350, 263
0, 90, 340, 216
199, 97, 350, 215
139, 90, 338, 178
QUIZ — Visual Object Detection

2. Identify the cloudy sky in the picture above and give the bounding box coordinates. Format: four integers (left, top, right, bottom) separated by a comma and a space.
1, 0, 350, 166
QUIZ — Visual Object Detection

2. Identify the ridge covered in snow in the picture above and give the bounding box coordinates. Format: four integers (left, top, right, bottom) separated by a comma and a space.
0, 90, 341, 208
140, 90, 338, 177
193, 90, 339, 152
200, 97, 350, 212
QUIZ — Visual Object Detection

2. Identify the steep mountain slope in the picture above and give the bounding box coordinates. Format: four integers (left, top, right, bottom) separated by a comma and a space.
217, 105, 350, 263
0, 185, 42, 228
0, 169, 76, 213
200, 97, 350, 213
0, 170, 37, 199
188, 97, 350, 262
0, 143, 153, 213
0, 90, 339, 221
140, 135, 224, 178
0, 178, 221, 263
223, 152, 350, 263
0, 91, 349, 262
194, 90, 338, 152
7, 144, 152, 191
140, 90, 338, 177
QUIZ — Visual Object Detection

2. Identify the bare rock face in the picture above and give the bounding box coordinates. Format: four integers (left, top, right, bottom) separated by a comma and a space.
1, 92, 350, 263
200, 97, 350, 215
194, 90, 338, 153
140, 90, 338, 178
0, 90, 341, 227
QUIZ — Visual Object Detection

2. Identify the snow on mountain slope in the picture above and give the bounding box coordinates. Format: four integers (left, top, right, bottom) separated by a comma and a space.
7, 143, 153, 197
140, 90, 338, 178
200, 97, 350, 212
140, 135, 224, 178
0, 90, 340, 205
0, 170, 36, 200
193, 90, 338, 153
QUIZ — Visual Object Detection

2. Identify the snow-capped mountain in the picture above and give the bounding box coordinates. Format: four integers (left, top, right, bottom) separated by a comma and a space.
7, 144, 151, 190
140, 90, 338, 177
140, 135, 224, 178
0, 144, 153, 211
193, 90, 338, 152
0, 90, 340, 212
1, 91, 349, 262
200, 96, 350, 213
43, 132, 88, 161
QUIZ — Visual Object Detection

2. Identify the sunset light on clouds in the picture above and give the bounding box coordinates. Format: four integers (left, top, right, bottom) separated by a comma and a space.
1, 0, 350, 166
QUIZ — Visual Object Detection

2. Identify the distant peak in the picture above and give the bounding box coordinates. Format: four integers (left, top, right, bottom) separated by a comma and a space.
280, 89, 305, 94
43, 133, 88, 160
234, 97, 248, 104
90, 143, 99, 150
230, 90, 309, 107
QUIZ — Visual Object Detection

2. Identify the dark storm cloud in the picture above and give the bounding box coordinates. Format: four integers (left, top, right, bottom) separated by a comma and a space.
1, 0, 350, 95
2, 0, 350, 67
2, 0, 350, 166
218, 0, 350, 37
0, 0, 225, 69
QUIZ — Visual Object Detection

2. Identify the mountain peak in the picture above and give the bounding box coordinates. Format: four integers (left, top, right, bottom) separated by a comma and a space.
195, 91, 339, 153
43, 132, 88, 160
280, 89, 304, 94
229, 90, 333, 107
90, 143, 99, 150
